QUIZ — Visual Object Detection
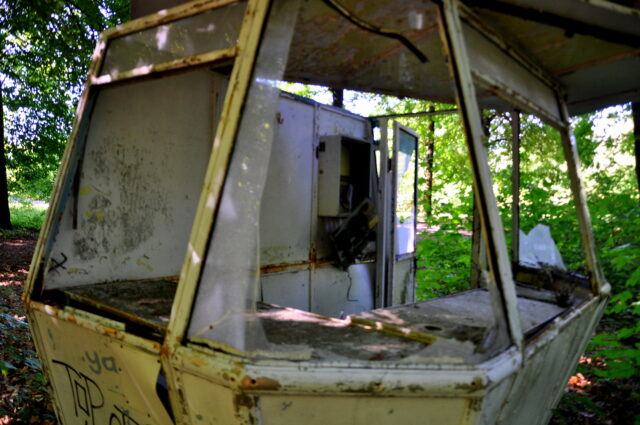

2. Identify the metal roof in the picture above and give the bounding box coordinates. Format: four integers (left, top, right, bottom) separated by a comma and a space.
282, 0, 640, 115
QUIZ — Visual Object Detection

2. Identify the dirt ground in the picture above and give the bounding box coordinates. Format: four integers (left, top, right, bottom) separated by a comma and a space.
1, 230, 57, 424
1, 231, 638, 424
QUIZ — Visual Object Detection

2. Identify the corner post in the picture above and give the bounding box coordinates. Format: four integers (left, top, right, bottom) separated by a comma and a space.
437, 0, 523, 350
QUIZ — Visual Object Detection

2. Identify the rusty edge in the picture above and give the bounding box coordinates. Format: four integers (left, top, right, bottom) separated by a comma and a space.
28, 299, 162, 354
91, 46, 238, 86
259, 257, 335, 274
102, 0, 242, 40
63, 291, 168, 334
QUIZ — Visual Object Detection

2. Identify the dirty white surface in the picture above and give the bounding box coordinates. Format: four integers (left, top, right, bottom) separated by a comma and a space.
46, 71, 224, 288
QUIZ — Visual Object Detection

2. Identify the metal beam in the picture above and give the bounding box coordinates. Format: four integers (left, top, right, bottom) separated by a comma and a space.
511, 110, 520, 264
464, 0, 640, 47
558, 100, 610, 296
369, 108, 458, 119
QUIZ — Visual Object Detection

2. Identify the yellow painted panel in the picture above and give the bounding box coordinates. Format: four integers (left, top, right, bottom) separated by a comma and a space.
258, 395, 471, 425
32, 310, 172, 425
179, 373, 240, 425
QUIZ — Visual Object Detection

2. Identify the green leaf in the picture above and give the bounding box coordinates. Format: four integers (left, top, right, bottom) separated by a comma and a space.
0, 359, 17, 376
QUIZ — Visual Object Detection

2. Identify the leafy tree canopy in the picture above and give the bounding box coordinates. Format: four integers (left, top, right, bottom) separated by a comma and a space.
0, 0, 129, 200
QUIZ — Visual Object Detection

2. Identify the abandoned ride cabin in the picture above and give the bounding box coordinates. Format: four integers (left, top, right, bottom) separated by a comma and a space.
22, 0, 640, 424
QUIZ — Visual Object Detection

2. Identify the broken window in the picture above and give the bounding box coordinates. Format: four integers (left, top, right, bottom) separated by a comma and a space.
35, 2, 239, 336
184, 0, 520, 362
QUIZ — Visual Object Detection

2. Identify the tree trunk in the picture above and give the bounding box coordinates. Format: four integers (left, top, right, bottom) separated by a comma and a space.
633, 102, 640, 196
330, 88, 343, 108
424, 106, 435, 218
0, 85, 12, 229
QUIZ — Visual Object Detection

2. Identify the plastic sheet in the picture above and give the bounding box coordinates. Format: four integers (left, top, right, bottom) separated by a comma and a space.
519, 224, 566, 270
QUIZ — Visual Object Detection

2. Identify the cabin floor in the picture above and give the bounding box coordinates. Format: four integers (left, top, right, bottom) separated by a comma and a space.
55, 278, 590, 364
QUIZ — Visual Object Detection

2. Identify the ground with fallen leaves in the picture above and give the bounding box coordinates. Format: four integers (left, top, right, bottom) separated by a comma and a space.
1, 230, 57, 424
1, 231, 638, 424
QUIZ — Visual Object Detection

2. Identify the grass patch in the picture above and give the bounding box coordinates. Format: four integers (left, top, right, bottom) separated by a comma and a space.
7, 198, 48, 231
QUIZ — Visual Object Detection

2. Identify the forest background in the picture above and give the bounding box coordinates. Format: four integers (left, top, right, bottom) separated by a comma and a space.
0, 0, 639, 423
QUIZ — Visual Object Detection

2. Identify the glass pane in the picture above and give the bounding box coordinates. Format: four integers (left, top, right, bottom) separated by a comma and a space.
187, 0, 299, 352
100, 2, 246, 76
395, 125, 417, 256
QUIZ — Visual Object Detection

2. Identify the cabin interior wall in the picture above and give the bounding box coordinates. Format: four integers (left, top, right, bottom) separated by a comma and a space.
259, 95, 377, 317
45, 70, 226, 289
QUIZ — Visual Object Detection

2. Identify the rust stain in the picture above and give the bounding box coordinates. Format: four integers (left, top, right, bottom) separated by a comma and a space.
160, 343, 170, 358
260, 260, 311, 274
454, 376, 486, 393
234, 393, 254, 409
240, 376, 281, 391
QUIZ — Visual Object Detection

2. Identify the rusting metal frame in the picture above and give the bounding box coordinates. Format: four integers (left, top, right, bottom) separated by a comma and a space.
170, 337, 522, 398
511, 110, 520, 265
387, 121, 400, 306
457, 3, 566, 128
161, 0, 275, 417
457, 3, 560, 93
101, 0, 242, 40
64, 291, 168, 334
164, 0, 272, 353
309, 103, 321, 312
463, 0, 640, 47
471, 69, 564, 129
375, 118, 390, 308
91, 47, 238, 86
370, 108, 458, 119
26, 4, 243, 298
22, 36, 108, 301
557, 100, 610, 296
29, 300, 162, 353
438, 0, 523, 350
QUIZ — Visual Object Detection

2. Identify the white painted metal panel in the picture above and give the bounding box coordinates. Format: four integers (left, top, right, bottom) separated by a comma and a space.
261, 269, 310, 311
392, 257, 414, 305
260, 95, 315, 265
496, 299, 602, 424
462, 22, 561, 124
317, 135, 343, 217
317, 105, 369, 140
47, 71, 221, 287
312, 263, 374, 318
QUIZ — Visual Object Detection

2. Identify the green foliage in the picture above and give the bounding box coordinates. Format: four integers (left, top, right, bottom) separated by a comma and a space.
552, 391, 606, 424
416, 230, 471, 299
1, 0, 130, 200
7, 197, 47, 230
